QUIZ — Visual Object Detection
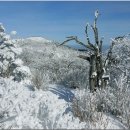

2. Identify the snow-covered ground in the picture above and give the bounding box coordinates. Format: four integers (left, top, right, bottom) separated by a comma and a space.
0, 78, 126, 129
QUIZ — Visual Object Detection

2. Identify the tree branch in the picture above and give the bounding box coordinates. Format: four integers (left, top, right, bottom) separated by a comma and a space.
78, 49, 88, 52
99, 37, 103, 53
104, 41, 115, 68
91, 18, 99, 47
60, 36, 94, 50
91, 10, 100, 47
85, 24, 97, 51
78, 55, 90, 62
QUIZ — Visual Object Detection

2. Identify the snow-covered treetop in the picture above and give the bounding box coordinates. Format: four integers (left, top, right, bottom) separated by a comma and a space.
95, 10, 99, 18
0, 23, 5, 33
0, 23, 31, 82
0, 23, 11, 43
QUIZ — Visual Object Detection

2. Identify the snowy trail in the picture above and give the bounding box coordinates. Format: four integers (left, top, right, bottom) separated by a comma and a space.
49, 84, 75, 102
0, 79, 87, 129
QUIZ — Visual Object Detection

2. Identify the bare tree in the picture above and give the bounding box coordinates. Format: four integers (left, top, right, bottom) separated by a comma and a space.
60, 10, 114, 92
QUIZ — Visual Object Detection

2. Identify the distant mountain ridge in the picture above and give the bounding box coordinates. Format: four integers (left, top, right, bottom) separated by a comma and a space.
26, 36, 52, 43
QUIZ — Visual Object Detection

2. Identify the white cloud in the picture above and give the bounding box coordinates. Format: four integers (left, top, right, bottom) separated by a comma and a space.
11, 30, 17, 35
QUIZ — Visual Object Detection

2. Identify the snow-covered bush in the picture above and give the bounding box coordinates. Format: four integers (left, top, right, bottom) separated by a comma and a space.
18, 38, 89, 89
108, 37, 130, 88
0, 24, 31, 81
96, 75, 130, 128
72, 74, 130, 129
72, 89, 106, 125
72, 91, 98, 122
32, 70, 50, 90
0, 77, 42, 129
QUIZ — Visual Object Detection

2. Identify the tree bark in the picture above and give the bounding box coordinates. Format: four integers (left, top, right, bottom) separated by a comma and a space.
89, 54, 97, 92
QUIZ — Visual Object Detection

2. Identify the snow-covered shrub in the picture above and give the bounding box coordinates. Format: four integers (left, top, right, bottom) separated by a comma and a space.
103, 37, 130, 128
95, 75, 130, 128
17, 38, 89, 89
0, 24, 31, 81
72, 74, 130, 129
72, 92, 97, 122
32, 70, 50, 90
108, 37, 130, 88
0, 77, 42, 129
72, 89, 106, 124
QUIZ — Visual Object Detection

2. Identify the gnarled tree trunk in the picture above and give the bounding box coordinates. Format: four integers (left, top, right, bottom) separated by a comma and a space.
60, 10, 114, 92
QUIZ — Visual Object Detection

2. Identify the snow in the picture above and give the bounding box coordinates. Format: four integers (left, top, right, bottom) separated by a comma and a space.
3, 34, 10, 41
14, 66, 31, 77
92, 71, 97, 77
0, 23, 5, 32
0, 24, 128, 129
102, 75, 110, 79
13, 59, 23, 66
10, 47, 22, 55
72, 88, 127, 129
0, 78, 87, 129
26, 37, 51, 43
0, 79, 126, 129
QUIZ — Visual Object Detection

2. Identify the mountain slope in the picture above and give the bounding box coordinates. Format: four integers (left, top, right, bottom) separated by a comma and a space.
16, 37, 89, 89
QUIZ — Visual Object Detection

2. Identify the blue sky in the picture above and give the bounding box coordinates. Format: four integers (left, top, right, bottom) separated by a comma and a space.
0, 1, 130, 49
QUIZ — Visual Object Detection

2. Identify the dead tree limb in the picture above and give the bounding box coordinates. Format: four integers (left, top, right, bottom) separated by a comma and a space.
85, 24, 97, 51
60, 10, 115, 92
78, 55, 90, 62
104, 41, 115, 68
60, 36, 94, 50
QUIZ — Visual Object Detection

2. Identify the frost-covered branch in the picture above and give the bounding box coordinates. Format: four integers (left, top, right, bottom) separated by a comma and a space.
104, 41, 115, 68
78, 55, 90, 62
60, 36, 94, 50
91, 10, 100, 46
85, 23, 97, 51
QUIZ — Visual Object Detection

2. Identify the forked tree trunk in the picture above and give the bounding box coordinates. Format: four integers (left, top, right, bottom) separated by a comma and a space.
60, 10, 113, 92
